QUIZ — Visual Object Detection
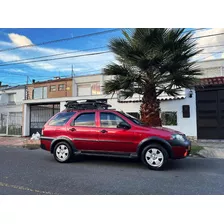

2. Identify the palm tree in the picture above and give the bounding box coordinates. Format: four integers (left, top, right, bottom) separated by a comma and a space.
103, 28, 202, 126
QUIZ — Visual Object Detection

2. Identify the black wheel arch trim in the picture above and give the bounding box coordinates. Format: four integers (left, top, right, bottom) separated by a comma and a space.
40, 136, 54, 141
50, 137, 77, 154
137, 137, 173, 158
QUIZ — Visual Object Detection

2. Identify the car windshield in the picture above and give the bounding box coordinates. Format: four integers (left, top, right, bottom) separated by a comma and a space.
118, 112, 147, 126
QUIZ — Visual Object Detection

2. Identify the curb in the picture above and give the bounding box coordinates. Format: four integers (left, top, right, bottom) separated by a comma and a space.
188, 153, 206, 158
23, 145, 40, 150
194, 153, 206, 158
0, 145, 40, 150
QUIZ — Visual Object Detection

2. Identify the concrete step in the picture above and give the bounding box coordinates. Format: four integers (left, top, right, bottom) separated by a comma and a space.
198, 148, 224, 159
197, 144, 224, 149
197, 139, 224, 143
196, 140, 224, 158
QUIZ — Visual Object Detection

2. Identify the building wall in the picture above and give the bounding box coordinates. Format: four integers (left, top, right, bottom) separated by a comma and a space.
0, 88, 25, 105
109, 94, 197, 138
160, 90, 197, 138
27, 78, 73, 100
58, 91, 197, 138
0, 87, 25, 114
0, 104, 23, 114
0, 87, 25, 136
23, 73, 198, 138
22, 104, 30, 136
198, 58, 224, 78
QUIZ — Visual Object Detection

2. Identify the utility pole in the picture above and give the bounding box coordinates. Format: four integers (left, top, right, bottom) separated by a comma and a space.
71, 65, 75, 78
25, 75, 29, 100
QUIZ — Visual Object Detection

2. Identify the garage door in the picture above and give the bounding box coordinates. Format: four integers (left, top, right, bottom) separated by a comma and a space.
196, 89, 224, 139
30, 104, 60, 136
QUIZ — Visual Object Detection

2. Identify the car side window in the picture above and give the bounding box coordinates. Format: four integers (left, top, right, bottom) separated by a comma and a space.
48, 112, 76, 126
100, 112, 128, 128
72, 112, 95, 127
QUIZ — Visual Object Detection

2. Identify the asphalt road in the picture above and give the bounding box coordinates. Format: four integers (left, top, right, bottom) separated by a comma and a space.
0, 146, 223, 195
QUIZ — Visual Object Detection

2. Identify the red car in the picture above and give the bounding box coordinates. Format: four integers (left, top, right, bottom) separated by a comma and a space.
40, 100, 191, 170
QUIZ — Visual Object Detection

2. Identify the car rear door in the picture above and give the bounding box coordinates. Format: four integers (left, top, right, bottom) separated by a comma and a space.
67, 111, 100, 151
98, 111, 137, 153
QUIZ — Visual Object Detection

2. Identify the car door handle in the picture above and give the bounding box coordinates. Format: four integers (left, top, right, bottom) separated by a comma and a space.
100, 129, 107, 134
69, 128, 76, 132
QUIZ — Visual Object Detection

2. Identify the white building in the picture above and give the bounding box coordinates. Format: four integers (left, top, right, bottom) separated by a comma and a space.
22, 74, 195, 137
0, 84, 26, 136
22, 58, 224, 140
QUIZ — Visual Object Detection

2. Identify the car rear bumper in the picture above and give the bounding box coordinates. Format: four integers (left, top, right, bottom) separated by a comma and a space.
40, 137, 53, 152
40, 143, 47, 150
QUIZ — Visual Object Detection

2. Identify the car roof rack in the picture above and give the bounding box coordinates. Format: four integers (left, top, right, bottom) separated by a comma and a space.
65, 99, 112, 110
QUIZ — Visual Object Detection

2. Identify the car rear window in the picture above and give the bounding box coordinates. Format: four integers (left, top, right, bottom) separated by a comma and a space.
48, 112, 76, 126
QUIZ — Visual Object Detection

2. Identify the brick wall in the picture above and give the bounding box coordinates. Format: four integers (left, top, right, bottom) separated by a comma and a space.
27, 78, 73, 100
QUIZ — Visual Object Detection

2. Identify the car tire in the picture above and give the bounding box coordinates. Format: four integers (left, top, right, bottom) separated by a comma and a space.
53, 141, 73, 163
141, 144, 169, 170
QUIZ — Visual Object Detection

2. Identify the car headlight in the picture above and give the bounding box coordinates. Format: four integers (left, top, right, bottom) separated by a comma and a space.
171, 134, 185, 142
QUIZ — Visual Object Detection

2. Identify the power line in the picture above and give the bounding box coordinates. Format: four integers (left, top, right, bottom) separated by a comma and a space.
0, 28, 221, 58
184, 28, 207, 33
0, 51, 111, 67
199, 51, 223, 54
0, 72, 28, 77
0, 30, 209, 65
0, 29, 120, 53
200, 53, 220, 61
1, 45, 223, 68
0, 46, 108, 66
0, 68, 103, 86
1, 30, 224, 69
0, 81, 26, 85
0, 28, 214, 56
0, 28, 199, 54
192, 32, 224, 40
197, 43, 224, 49
2, 41, 223, 67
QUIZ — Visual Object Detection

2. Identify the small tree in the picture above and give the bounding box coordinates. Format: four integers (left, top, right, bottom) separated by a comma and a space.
103, 28, 202, 126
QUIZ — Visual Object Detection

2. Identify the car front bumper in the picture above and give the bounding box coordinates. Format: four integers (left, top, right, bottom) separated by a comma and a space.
168, 139, 191, 159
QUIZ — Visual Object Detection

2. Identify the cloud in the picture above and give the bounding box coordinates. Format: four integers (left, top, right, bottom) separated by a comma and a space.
0, 40, 15, 47
5, 68, 27, 73
0, 32, 115, 76
8, 33, 33, 47
5, 29, 224, 76
0, 52, 21, 62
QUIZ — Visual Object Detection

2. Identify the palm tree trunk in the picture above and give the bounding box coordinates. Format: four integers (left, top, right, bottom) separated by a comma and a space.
140, 86, 162, 126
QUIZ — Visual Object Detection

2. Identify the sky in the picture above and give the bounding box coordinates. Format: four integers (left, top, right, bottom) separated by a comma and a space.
0, 28, 224, 86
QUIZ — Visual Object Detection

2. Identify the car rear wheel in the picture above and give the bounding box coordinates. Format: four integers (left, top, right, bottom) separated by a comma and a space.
141, 144, 169, 170
54, 141, 72, 163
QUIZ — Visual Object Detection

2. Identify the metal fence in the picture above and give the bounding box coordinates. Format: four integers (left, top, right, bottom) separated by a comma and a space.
30, 104, 60, 135
0, 113, 7, 134
0, 112, 22, 136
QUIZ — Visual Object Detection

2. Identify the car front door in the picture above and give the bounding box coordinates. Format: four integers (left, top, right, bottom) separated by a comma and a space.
98, 112, 137, 153
67, 112, 99, 151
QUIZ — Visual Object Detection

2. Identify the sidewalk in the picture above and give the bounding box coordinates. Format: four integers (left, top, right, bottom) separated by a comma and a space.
196, 140, 224, 159
0, 136, 40, 149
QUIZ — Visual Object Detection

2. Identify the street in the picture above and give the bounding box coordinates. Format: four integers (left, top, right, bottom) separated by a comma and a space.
0, 146, 223, 195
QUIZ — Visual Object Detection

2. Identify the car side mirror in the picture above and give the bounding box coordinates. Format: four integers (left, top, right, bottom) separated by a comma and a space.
117, 122, 131, 130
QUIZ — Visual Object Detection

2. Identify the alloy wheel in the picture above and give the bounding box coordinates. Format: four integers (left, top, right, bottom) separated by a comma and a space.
55, 144, 70, 162
145, 148, 164, 167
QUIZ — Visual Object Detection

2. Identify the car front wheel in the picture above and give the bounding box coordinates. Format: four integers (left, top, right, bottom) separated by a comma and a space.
53, 141, 72, 163
141, 144, 169, 170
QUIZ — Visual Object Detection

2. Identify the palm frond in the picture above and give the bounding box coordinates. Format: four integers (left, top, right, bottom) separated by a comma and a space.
103, 28, 203, 98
